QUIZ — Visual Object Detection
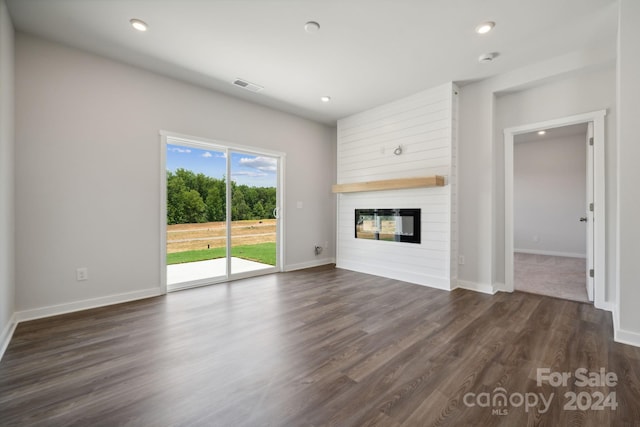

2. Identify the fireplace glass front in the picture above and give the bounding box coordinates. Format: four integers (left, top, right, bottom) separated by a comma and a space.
355, 209, 421, 244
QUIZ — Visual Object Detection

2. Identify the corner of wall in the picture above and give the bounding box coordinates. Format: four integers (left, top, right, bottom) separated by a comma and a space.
0, 0, 16, 362
613, 305, 640, 347
285, 257, 335, 272
455, 280, 498, 295
14, 287, 163, 323
614, 0, 640, 348
0, 313, 17, 361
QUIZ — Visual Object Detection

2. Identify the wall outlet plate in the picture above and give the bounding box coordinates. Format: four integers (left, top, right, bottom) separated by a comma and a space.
76, 267, 88, 281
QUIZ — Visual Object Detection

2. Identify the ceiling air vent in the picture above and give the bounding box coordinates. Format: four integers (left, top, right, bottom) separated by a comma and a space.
232, 78, 263, 93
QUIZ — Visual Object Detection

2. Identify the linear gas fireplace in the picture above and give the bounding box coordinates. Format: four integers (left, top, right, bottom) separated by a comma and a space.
355, 209, 421, 244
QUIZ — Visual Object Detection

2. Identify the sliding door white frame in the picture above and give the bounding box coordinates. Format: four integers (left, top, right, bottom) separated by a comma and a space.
159, 130, 286, 293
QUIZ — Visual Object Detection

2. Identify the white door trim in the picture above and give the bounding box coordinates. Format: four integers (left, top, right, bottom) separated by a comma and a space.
160, 133, 168, 295
504, 110, 607, 310
159, 130, 286, 158
586, 122, 594, 302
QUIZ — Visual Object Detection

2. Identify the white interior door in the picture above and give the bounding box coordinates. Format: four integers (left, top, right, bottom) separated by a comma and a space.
585, 122, 594, 302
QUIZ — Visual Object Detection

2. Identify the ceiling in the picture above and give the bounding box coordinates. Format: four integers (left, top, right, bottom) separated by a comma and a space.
6, 0, 618, 125
515, 123, 588, 143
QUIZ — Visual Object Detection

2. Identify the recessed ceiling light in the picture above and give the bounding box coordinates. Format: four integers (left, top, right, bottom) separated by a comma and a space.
320, 96, 331, 103
475, 21, 495, 34
538, 130, 546, 135
305, 21, 320, 33
130, 19, 148, 32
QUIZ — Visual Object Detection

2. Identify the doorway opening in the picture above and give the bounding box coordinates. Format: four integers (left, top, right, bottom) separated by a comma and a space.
160, 133, 284, 292
512, 124, 590, 303
504, 110, 607, 309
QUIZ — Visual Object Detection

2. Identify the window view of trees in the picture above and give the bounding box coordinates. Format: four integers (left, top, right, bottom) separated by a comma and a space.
167, 168, 276, 225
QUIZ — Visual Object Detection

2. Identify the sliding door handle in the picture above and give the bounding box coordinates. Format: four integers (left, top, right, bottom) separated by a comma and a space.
273, 207, 280, 219
580, 217, 588, 222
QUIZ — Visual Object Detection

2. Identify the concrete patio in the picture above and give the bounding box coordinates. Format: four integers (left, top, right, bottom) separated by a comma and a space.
167, 257, 273, 285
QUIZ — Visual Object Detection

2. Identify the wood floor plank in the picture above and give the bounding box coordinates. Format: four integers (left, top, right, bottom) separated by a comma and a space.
1, 267, 639, 426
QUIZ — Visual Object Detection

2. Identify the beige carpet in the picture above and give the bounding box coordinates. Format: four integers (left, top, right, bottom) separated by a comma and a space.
514, 253, 589, 303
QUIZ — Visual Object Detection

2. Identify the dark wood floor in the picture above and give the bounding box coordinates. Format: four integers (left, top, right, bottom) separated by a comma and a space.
1, 267, 639, 426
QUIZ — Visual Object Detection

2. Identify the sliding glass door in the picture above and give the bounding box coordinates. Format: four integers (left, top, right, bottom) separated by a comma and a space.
163, 137, 281, 291
166, 143, 228, 286
229, 151, 279, 276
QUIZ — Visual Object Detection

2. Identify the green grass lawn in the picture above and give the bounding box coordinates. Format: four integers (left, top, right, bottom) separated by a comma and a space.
167, 242, 276, 266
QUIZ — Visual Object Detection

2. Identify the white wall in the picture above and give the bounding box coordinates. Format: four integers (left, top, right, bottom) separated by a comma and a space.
494, 66, 616, 298
14, 34, 336, 317
616, 0, 640, 346
514, 133, 587, 257
458, 47, 617, 302
336, 83, 457, 289
457, 81, 494, 290
0, 0, 15, 353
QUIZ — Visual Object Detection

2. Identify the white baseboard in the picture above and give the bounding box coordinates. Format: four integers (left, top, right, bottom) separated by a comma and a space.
514, 249, 586, 259
492, 282, 509, 293
14, 287, 163, 323
455, 280, 498, 295
285, 258, 335, 272
614, 327, 640, 348
336, 260, 452, 290
595, 300, 614, 312
0, 313, 17, 362
613, 309, 640, 348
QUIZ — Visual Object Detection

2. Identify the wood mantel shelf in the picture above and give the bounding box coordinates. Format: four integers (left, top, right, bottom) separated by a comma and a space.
332, 175, 445, 193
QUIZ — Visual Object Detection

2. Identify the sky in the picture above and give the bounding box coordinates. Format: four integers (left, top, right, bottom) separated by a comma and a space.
166, 144, 277, 188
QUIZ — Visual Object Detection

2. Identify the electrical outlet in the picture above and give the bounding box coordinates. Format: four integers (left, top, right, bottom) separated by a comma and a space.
458, 256, 465, 265
76, 267, 88, 281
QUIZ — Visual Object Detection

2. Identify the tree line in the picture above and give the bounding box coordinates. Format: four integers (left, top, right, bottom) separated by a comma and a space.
167, 169, 276, 225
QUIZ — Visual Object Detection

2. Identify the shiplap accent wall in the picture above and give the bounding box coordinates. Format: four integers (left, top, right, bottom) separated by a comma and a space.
336, 82, 459, 289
